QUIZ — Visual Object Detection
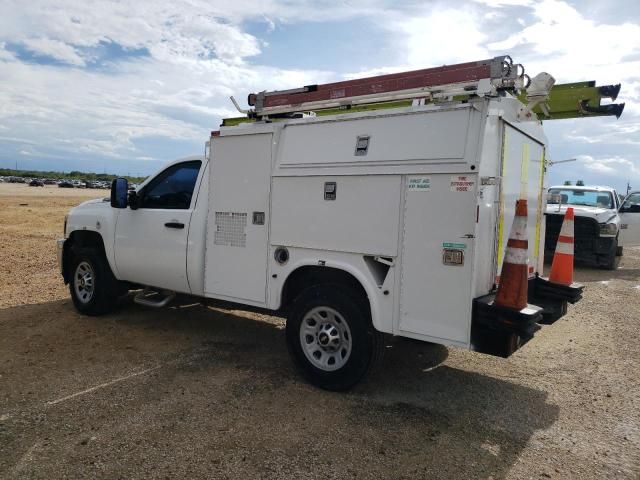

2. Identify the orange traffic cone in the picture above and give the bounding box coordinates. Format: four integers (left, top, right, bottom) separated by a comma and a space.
549, 207, 575, 286
495, 199, 529, 310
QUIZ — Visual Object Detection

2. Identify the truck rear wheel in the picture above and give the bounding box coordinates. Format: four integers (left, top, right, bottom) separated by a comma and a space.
69, 247, 120, 316
286, 285, 383, 391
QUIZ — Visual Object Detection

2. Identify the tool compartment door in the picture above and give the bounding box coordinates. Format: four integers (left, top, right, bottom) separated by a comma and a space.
204, 133, 272, 305
497, 123, 545, 279
398, 174, 477, 344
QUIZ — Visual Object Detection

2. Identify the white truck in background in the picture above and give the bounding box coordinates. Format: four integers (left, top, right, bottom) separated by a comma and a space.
545, 183, 640, 269
57, 56, 627, 390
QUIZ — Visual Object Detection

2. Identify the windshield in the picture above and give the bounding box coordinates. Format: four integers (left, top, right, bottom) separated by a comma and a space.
547, 189, 613, 209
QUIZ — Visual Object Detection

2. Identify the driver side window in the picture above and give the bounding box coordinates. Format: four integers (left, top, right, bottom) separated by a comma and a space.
140, 161, 201, 209
622, 193, 640, 212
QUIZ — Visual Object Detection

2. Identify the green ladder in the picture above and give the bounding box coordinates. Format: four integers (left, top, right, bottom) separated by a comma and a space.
518, 81, 624, 120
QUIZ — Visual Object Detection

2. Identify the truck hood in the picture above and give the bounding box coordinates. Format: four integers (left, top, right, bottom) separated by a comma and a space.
70, 197, 109, 212
545, 204, 617, 223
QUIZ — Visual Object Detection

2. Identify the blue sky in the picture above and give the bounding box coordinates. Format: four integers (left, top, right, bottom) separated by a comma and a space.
0, 0, 639, 191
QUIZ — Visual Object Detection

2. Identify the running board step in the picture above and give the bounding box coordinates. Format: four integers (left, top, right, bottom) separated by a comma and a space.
134, 288, 176, 308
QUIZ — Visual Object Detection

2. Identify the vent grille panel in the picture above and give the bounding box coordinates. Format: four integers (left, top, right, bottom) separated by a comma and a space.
214, 212, 247, 247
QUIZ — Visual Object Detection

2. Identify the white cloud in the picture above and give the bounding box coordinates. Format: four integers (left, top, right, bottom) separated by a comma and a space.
0, 1, 264, 65
22, 38, 86, 66
580, 155, 640, 175
488, 0, 640, 84
0, 135, 36, 144
0, 42, 16, 61
478, 0, 640, 191
0, 0, 638, 184
393, 7, 489, 67
0, 0, 348, 168
0, 52, 331, 162
472, 0, 533, 6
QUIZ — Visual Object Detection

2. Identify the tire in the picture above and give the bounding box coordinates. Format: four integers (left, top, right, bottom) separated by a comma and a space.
602, 238, 620, 270
286, 284, 384, 391
69, 246, 121, 316
603, 254, 620, 270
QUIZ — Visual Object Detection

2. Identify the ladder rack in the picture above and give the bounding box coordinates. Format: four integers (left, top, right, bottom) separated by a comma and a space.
223, 55, 624, 124
242, 55, 528, 118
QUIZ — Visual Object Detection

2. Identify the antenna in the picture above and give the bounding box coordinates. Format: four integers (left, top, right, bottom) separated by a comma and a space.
547, 158, 577, 167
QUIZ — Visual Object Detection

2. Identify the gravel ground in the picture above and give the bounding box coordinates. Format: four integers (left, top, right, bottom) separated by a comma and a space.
0, 183, 638, 479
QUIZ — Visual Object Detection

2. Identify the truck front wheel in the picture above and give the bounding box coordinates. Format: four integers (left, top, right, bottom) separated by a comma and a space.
602, 238, 621, 270
69, 247, 120, 316
286, 285, 383, 391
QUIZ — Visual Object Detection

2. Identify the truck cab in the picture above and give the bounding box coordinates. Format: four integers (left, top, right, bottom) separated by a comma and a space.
545, 184, 640, 269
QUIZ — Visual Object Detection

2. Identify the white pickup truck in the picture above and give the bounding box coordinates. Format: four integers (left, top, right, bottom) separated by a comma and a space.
57, 57, 596, 390
58, 97, 587, 390
545, 184, 640, 269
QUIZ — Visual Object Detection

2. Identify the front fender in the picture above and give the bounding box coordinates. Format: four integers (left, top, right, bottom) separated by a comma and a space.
65, 200, 119, 278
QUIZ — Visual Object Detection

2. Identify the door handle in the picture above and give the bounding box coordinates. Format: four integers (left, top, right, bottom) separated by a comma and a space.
164, 222, 184, 229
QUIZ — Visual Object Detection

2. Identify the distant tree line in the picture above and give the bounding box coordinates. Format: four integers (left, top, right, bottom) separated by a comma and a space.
0, 168, 146, 183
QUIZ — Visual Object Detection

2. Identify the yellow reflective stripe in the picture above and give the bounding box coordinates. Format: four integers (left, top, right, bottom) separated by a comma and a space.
533, 148, 545, 268
497, 128, 508, 272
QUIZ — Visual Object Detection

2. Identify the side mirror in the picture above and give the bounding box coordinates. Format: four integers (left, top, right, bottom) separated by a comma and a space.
547, 193, 562, 204
110, 178, 128, 208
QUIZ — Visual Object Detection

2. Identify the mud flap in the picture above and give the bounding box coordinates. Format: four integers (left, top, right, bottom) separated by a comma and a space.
529, 276, 584, 324
471, 295, 543, 358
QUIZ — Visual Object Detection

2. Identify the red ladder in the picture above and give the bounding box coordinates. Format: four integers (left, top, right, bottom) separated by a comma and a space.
245, 55, 527, 117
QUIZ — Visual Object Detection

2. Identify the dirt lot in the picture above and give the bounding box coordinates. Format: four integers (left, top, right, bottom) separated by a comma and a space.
0, 182, 638, 479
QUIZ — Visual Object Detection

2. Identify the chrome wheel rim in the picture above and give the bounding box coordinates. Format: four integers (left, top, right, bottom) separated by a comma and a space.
74, 261, 95, 304
300, 306, 352, 371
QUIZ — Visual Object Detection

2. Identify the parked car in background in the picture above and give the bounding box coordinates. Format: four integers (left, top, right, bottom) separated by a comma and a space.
29, 179, 45, 187
545, 182, 640, 269
59, 180, 74, 188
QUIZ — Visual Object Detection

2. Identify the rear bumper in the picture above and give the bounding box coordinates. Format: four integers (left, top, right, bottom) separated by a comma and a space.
471, 276, 584, 358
